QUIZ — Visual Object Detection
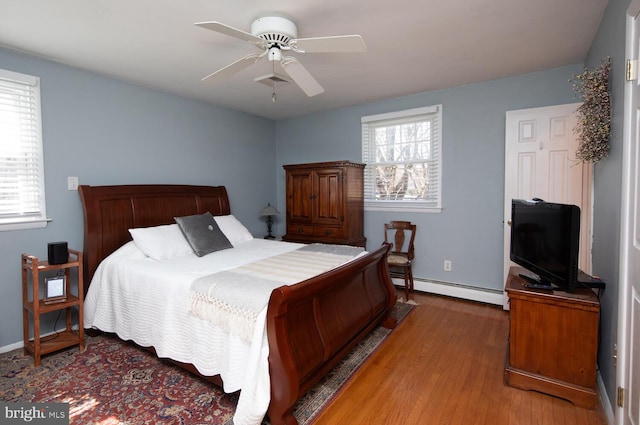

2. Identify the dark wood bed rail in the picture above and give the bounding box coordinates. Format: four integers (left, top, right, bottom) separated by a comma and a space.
267, 243, 396, 424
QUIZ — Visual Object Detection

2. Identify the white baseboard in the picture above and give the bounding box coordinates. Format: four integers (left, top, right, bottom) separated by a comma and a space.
0, 325, 80, 354
395, 277, 504, 306
1, 340, 24, 354
597, 372, 615, 425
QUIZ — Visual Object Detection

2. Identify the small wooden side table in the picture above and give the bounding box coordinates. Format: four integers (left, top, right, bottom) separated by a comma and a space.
22, 249, 85, 366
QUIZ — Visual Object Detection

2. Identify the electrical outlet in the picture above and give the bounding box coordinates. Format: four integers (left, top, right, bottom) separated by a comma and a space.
67, 176, 79, 191
444, 260, 452, 272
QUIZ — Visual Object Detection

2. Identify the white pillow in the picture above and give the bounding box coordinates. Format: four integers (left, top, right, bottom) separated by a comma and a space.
128, 224, 194, 260
214, 215, 254, 246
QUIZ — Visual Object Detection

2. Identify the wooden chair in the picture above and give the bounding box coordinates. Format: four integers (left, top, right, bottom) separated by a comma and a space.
384, 221, 417, 301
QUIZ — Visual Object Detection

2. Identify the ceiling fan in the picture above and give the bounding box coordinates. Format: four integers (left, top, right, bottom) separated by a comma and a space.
195, 16, 367, 97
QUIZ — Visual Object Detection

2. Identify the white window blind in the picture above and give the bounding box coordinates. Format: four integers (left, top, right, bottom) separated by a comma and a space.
0, 69, 47, 230
362, 105, 442, 212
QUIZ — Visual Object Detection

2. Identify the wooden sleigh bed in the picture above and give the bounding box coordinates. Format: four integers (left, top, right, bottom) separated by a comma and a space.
79, 184, 397, 425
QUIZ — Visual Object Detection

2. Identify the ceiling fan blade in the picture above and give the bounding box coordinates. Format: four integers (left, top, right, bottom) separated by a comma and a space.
202, 53, 263, 83
291, 35, 367, 53
281, 56, 324, 97
195, 21, 265, 46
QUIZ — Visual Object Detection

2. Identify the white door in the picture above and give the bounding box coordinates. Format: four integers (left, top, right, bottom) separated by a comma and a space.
618, 2, 640, 423
503, 104, 592, 308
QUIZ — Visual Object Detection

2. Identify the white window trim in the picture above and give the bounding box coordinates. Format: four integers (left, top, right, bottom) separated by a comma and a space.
362, 105, 443, 213
0, 217, 50, 231
361, 105, 439, 123
0, 69, 48, 231
364, 201, 443, 213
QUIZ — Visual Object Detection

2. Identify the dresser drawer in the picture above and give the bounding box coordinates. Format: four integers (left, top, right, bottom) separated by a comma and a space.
287, 224, 314, 236
313, 226, 345, 239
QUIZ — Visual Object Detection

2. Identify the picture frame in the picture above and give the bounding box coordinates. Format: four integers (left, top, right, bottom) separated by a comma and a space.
44, 275, 66, 304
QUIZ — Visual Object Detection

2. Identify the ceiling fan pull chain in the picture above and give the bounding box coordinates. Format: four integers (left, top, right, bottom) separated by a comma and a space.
272, 51, 277, 103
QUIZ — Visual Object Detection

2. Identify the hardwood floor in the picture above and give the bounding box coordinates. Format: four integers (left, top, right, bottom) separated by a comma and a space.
312, 290, 608, 425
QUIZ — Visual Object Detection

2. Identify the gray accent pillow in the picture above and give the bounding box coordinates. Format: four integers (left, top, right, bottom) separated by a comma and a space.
175, 212, 233, 257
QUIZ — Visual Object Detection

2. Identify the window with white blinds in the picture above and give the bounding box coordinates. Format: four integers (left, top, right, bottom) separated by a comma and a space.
0, 69, 47, 230
361, 105, 442, 212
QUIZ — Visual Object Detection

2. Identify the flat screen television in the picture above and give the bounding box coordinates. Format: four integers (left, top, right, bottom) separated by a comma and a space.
510, 199, 581, 292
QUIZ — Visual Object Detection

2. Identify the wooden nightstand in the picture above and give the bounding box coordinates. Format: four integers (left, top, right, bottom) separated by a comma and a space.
21, 249, 85, 366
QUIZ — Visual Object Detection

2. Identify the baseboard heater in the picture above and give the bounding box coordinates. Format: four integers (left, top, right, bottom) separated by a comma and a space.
392, 277, 504, 306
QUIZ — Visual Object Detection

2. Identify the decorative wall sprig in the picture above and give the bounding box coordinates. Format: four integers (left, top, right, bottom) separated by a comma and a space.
571, 57, 612, 163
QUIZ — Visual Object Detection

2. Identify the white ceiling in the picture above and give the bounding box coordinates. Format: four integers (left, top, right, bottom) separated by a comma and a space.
0, 0, 608, 120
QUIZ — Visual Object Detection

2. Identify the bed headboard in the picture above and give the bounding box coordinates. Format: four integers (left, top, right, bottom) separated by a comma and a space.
78, 184, 231, 291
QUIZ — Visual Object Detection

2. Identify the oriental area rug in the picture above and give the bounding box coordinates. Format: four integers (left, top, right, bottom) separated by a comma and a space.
0, 302, 413, 425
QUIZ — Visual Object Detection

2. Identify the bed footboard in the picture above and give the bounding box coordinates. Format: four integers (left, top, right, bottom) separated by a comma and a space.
266, 243, 396, 425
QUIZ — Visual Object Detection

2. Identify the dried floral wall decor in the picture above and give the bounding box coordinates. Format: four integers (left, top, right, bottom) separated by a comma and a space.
572, 57, 612, 163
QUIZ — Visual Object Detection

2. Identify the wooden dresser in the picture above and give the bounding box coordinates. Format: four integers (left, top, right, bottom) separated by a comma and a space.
282, 160, 366, 247
504, 266, 600, 409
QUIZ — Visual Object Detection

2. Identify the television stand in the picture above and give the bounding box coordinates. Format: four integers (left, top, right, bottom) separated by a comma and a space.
504, 266, 599, 409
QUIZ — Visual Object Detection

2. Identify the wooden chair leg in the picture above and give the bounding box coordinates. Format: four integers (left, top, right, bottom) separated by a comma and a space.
404, 268, 410, 301
408, 267, 414, 292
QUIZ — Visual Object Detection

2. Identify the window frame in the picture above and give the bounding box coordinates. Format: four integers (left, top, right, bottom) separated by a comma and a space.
361, 105, 443, 213
0, 68, 48, 231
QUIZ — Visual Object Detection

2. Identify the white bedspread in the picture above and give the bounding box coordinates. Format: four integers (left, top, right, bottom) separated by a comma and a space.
83, 238, 362, 425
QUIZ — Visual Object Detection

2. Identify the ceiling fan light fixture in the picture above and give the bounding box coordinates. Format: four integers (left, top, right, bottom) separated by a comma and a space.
268, 46, 282, 62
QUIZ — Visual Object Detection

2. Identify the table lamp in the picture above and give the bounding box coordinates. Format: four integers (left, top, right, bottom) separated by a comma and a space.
261, 203, 280, 239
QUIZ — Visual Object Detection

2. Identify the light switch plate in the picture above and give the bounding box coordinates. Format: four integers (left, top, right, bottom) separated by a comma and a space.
67, 176, 78, 191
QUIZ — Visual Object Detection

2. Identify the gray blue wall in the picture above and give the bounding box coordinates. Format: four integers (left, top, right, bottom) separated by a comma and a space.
275, 65, 582, 291
0, 47, 276, 348
584, 0, 629, 412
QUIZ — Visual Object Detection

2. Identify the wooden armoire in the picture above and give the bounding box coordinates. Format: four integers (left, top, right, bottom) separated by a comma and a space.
282, 160, 366, 247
